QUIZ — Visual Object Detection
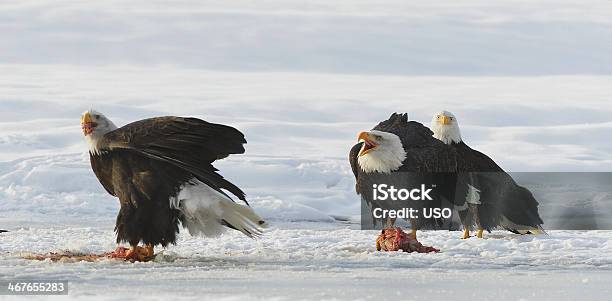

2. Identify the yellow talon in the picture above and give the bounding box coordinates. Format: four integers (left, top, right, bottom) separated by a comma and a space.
477, 229, 484, 238
462, 229, 470, 239
410, 229, 417, 240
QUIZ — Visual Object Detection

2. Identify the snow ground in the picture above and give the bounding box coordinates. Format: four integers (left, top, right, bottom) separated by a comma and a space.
1, 0, 612, 300
1, 227, 612, 301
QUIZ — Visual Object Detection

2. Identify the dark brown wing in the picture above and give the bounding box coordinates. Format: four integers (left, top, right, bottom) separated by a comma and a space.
455, 142, 503, 172
374, 113, 458, 172
98, 116, 248, 202
101, 117, 245, 162
454, 142, 543, 230
90, 153, 115, 196
349, 142, 362, 178
373, 113, 440, 149
349, 142, 363, 193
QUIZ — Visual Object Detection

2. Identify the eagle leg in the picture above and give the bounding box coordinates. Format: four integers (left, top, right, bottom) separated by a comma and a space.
410, 229, 417, 240
458, 208, 471, 239
471, 204, 484, 239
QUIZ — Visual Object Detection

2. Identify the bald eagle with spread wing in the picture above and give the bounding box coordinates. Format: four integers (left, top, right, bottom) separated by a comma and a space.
81, 110, 265, 261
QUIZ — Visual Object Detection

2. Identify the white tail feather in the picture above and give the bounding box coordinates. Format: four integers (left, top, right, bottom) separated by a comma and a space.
171, 180, 266, 238
219, 200, 267, 238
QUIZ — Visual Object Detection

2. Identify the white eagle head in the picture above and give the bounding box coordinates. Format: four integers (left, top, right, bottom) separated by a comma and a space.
356, 130, 406, 174
81, 109, 117, 154
431, 110, 462, 145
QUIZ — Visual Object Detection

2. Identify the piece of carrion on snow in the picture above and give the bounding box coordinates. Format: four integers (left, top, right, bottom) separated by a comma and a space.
376, 227, 440, 253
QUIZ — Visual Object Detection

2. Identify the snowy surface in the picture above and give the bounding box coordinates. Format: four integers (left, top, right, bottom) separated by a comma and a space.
1, 0, 612, 300
1, 227, 612, 300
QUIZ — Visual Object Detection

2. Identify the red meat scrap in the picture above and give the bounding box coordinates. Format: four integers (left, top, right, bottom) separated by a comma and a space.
376, 227, 440, 253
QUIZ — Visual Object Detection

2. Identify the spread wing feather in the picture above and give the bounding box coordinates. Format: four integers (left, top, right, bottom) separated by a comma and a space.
98, 117, 248, 203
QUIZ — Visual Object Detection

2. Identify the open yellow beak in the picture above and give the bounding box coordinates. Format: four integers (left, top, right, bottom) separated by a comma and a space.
357, 131, 377, 156
357, 131, 369, 142
81, 112, 92, 124
81, 112, 96, 135
440, 115, 451, 125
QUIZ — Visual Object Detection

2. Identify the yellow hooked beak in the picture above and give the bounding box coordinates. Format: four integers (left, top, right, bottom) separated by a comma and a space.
357, 131, 378, 156
439, 115, 451, 125
81, 112, 96, 135
357, 131, 369, 142
81, 112, 92, 124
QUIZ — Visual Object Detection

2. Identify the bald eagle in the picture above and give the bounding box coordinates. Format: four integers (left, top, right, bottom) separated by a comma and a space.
81, 110, 265, 261
431, 111, 544, 238
349, 113, 458, 239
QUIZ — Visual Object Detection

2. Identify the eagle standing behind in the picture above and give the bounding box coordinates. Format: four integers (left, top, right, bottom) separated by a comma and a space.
431, 110, 544, 238
81, 110, 266, 261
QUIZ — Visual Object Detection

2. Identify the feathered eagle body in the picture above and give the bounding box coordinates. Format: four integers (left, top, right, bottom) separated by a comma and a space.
350, 113, 543, 233
88, 116, 264, 247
